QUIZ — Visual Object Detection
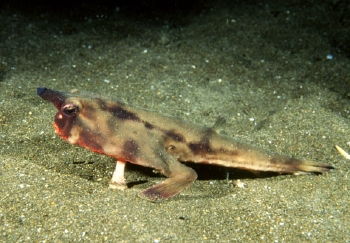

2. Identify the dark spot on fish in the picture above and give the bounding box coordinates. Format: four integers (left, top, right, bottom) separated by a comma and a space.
122, 139, 139, 161
188, 138, 212, 154
165, 130, 186, 142
79, 128, 104, 152
97, 99, 140, 122
144, 121, 155, 129
109, 106, 140, 122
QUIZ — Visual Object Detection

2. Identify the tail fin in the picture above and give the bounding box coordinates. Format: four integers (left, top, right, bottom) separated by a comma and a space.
267, 155, 333, 175
292, 159, 334, 175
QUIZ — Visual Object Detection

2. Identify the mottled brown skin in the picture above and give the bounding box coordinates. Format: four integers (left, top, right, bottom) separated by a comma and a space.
37, 87, 333, 201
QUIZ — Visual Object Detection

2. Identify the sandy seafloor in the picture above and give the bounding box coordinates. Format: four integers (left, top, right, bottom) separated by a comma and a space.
0, 0, 349, 242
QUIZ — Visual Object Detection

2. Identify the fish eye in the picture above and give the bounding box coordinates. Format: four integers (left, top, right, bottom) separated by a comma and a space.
62, 104, 80, 116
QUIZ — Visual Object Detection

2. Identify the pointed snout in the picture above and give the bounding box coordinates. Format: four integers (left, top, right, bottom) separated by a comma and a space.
37, 87, 66, 110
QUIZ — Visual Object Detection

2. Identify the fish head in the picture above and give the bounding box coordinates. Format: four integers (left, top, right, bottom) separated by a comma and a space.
37, 87, 87, 142
37, 87, 133, 155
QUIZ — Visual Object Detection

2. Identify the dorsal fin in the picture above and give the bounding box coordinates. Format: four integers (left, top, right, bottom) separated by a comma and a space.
212, 117, 227, 133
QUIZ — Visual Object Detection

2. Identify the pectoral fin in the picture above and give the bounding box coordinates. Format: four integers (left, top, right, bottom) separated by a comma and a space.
138, 152, 197, 201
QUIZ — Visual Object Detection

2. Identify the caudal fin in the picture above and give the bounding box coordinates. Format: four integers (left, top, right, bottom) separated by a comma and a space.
292, 159, 334, 174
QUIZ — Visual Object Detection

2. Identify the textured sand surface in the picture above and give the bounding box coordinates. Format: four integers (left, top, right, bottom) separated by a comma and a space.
1, 0, 349, 242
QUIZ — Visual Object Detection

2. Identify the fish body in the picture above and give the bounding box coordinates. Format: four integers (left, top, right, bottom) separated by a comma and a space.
37, 87, 333, 201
